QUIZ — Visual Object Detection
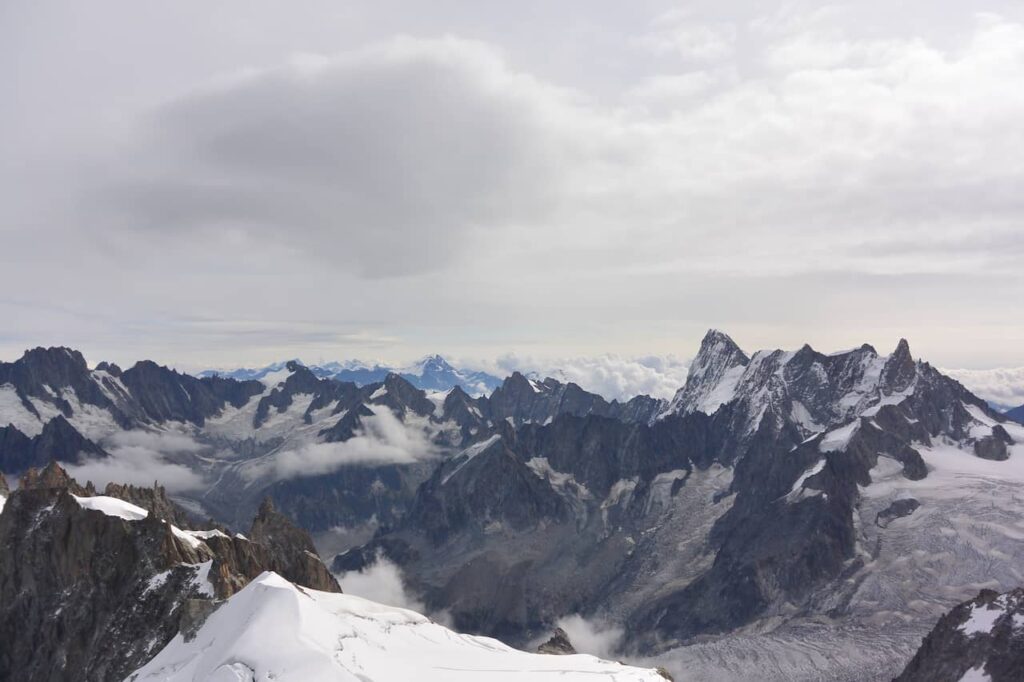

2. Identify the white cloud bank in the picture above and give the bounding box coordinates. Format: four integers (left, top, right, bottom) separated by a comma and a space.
555, 614, 625, 660
489, 354, 689, 402
268, 405, 437, 480
943, 367, 1024, 410
66, 430, 208, 493
335, 553, 452, 627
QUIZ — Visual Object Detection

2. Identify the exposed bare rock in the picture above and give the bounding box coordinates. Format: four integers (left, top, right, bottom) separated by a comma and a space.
537, 627, 576, 655
896, 588, 1024, 682
104, 481, 195, 528
0, 465, 338, 682
876, 498, 920, 528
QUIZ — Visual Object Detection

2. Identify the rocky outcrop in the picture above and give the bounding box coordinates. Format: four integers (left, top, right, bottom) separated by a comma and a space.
0, 416, 109, 474
19, 460, 94, 493
896, 588, 1024, 682
975, 424, 1013, 461
104, 481, 195, 529
537, 627, 576, 655
876, 498, 920, 528
245, 497, 339, 593
0, 464, 338, 682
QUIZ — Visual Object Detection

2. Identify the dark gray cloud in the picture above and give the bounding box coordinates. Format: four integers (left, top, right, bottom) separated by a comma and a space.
96, 39, 569, 278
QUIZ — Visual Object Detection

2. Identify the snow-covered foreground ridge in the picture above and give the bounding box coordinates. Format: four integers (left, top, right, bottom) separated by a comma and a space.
128, 572, 669, 682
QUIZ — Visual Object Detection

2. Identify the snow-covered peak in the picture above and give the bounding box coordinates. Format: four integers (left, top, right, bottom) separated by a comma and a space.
658, 333, 940, 438
661, 329, 749, 417
405, 353, 454, 374
128, 571, 667, 682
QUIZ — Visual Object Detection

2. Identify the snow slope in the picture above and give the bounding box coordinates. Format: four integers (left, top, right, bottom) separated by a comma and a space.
127, 572, 667, 682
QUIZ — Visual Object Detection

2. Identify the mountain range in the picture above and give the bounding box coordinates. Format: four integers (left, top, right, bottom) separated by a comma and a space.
2, 331, 1024, 680
198, 354, 503, 396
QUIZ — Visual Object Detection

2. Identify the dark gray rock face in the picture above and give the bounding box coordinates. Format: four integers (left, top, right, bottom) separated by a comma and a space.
373, 372, 438, 418
405, 434, 571, 545
0, 425, 33, 471
537, 627, 577, 655
0, 347, 127, 425
876, 498, 920, 528
264, 370, 661, 535
0, 346, 266, 432
896, 588, 1024, 682
440, 385, 491, 440
104, 481, 195, 529
243, 497, 340, 591
0, 472, 212, 681
119, 360, 264, 426
485, 372, 664, 427
94, 361, 122, 377
975, 424, 1013, 460
0, 416, 109, 474
0, 463, 339, 682
266, 461, 429, 531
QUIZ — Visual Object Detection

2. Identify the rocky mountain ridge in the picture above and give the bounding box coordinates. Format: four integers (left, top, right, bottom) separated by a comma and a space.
335, 330, 1023, 681
200, 354, 503, 396
0, 346, 660, 537
896, 587, 1024, 681
3, 333, 1023, 680
0, 462, 338, 682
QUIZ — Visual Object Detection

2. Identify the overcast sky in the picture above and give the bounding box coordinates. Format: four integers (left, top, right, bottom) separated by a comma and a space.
4, 0, 1024, 379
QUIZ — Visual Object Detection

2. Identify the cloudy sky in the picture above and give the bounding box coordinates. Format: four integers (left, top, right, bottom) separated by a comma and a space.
4, 0, 1024, 389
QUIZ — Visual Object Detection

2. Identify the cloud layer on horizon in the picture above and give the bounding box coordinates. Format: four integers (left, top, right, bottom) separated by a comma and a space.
944, 367, 1024, 410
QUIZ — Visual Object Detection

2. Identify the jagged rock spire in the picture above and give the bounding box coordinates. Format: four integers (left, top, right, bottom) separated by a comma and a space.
19, 461, 87, 493
663, 329, 750, 416
881, 338, 916, 394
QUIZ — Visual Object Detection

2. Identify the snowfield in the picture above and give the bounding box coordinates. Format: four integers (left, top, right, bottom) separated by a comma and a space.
127, 572, 668, 682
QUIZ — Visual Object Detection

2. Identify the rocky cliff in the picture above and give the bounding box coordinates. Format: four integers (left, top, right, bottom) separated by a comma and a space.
0, 462, 338, 682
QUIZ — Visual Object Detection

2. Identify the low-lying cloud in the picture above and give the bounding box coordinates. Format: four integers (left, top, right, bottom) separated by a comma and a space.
943, 367, 1024, 410
66, 429, 208, 493
492, 354, 690, 401
268, 405, 437, 479
554, 614, 625, 660
335, 553, 451, 626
